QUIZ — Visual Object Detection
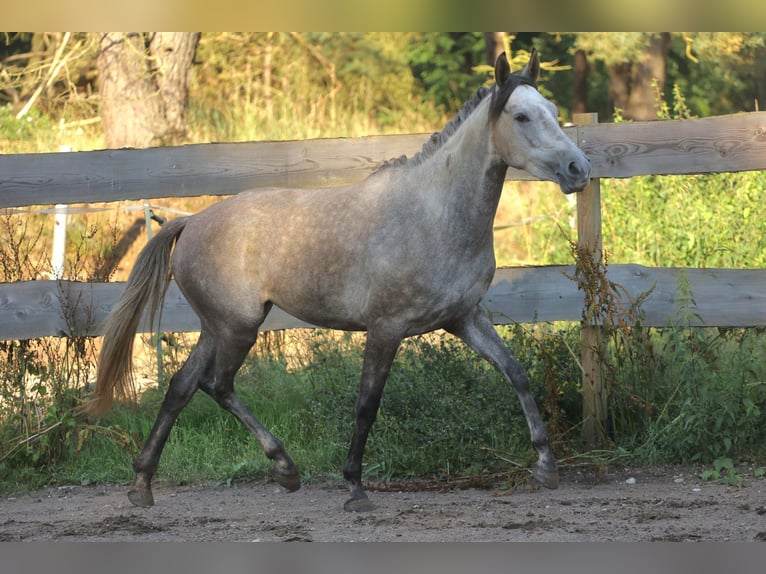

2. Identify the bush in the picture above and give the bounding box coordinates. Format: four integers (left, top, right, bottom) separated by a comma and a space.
0, 104, 53, 141
601, 171, 766, 269
626, 326, 766, 464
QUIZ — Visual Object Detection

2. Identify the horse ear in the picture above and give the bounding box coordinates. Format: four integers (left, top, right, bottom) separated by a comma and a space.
520, 48, 540, 82
494, 52, 510, 86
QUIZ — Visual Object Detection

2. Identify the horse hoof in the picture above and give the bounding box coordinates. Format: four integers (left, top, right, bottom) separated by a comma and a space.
343, 496, 375, 512
273, 469, 301, 492
531, 462, 560, 489
127, 488, 155, 507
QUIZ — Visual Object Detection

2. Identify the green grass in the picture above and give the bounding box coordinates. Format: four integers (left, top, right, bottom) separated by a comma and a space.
3, 320, 766, 494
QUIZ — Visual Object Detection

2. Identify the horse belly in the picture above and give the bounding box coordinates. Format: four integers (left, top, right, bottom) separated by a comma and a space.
398, 277, 491, 336
267, 269, 372, 332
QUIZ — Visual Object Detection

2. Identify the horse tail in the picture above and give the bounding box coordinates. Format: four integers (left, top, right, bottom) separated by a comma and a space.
87, 217, 189, 416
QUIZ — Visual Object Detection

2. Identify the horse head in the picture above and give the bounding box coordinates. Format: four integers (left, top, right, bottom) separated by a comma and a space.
490, 49, 591, 194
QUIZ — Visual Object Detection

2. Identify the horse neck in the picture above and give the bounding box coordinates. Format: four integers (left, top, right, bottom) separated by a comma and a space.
405, 99, 508, 233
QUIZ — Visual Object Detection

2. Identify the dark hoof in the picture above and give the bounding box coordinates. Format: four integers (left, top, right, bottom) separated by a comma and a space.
273, 469, 301, 492
531, 462, 560, 489
127, 488, 155, 507
344, 496, 375, 512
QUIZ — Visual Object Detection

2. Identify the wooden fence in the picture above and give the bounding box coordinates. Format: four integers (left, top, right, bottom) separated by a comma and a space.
2, 111, 766, 446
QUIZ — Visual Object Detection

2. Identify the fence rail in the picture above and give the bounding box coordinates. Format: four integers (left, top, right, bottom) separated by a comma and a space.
2, 112, 765, 209
3, 264, 766, 341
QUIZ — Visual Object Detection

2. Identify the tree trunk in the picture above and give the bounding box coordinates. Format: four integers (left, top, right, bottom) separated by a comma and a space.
607, 62, 631, 117
96, 32, 200, 149
148, 33, 200, 138
754, 45, 766, 111
484, 32, 507, 64
572, 48, 588, 115
606, 33, 671, 121
627, 32, 671, 120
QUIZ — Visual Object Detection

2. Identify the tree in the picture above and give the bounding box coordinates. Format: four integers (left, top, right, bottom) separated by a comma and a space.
96, 32, 200, 149
614, 33, 671, 120
575, 32, 671, 121
675, 33, 766, 115
407, 32, 487, 112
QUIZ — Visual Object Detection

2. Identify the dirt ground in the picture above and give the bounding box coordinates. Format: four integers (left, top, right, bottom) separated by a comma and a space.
2, 465, 765, 542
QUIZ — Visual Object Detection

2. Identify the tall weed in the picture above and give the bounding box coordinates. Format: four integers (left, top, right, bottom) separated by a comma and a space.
0, 214, 122, 487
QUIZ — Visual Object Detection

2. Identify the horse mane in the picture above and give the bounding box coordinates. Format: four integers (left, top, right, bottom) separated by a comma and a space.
378, 73, 537, 172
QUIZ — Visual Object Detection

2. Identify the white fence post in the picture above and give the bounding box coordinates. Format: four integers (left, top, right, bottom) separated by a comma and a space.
51, 145, 72, 280
51, 204, 67, 280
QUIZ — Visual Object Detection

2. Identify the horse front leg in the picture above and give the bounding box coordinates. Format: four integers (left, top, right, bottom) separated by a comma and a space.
446, 306, 559, 489
342, 330, 401, 512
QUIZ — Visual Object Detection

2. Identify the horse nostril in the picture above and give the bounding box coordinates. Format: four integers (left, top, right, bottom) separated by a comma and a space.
569, 161, 582, 176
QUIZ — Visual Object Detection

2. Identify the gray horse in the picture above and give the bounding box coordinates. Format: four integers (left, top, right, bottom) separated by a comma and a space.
90, 50, 591, 511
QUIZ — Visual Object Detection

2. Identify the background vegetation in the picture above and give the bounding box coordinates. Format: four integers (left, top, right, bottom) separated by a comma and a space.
1, 32, 765, 492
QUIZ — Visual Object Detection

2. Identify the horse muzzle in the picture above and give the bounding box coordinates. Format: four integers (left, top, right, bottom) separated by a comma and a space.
557, 155, 591, 194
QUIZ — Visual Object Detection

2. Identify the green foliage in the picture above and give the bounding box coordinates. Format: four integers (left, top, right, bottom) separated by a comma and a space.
0, 336, 90, 483
629, 327, 766, 464
667, 33, 766, 116
698, 457, 766, 486
0, 213, 122, 489
188, 32, 441, 143
0, 327, 567, 491
0, 104, 53, 140
407, 32, 488, 113
3, 315, 766, 493
574, 33, 656, 67
700, 457, 741, 485
560, 243, 766, 466
596, 82, 766, 270
600, 171, 766, 269
2, 32, 765, 154
362, 335, 534, 479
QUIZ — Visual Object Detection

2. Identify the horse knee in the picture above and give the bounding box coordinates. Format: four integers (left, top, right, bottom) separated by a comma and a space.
502, 358, 532, 394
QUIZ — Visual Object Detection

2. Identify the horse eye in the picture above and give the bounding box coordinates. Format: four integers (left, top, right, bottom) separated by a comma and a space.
514, 113, 529, 123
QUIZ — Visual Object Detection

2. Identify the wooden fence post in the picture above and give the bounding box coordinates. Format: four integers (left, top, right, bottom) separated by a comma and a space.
572, 112, 606, 450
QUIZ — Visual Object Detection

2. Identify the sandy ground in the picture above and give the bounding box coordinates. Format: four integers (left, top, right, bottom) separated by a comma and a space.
2, 465, 765, 542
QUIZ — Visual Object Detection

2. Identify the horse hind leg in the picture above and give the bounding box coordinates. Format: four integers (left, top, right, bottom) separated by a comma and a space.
128, 334, 215, 507
199, 331, 301, 493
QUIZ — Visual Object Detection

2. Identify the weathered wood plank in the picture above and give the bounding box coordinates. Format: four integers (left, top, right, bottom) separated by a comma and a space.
0, 280, 316, 340
0, 135, 534, 209
3, 265, 766, 340
605, 264, 766, 327
576, 112, 766, 178
2, 112, 765, 209
488, 265, 766, 328
0, 135, 406, 208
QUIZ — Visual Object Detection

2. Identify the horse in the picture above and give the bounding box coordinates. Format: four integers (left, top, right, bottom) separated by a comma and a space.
89, 49, 591, 512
